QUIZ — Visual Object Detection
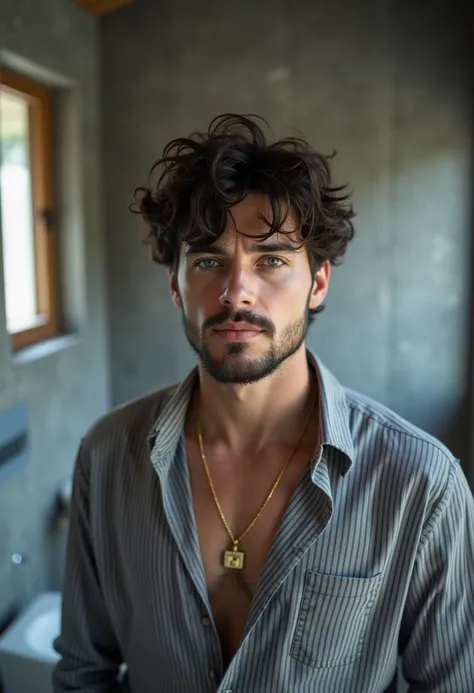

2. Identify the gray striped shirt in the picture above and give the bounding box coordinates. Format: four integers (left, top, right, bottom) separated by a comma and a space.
53, 351, 474, 692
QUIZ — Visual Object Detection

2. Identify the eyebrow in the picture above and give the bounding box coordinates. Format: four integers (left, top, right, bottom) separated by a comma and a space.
184, 241, 300, 257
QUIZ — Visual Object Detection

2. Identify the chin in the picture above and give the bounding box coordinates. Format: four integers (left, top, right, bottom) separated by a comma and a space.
220, 345, 262, 360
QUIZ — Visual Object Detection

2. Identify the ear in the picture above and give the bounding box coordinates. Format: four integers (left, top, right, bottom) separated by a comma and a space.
168, 268, 182, 308
308, 260, 331, 311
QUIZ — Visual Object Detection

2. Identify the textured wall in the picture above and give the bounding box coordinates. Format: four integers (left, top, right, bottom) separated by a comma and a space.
101, 0, 473, 479
0, 0, 110, 623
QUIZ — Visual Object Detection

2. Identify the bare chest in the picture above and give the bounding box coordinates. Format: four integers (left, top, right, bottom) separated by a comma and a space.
185, 439, 311, 665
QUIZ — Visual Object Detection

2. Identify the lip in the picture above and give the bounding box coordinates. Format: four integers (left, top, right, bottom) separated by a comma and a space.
214, 321, 263, 332
213, 321, 263, 342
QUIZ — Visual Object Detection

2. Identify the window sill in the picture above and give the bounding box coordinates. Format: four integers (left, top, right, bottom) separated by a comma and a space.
12, 333, 80, 367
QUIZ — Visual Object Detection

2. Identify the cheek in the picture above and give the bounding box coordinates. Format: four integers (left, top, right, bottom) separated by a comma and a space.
265, 271, 311, 306
184, 269, 223, 300
180, 279, 220, 321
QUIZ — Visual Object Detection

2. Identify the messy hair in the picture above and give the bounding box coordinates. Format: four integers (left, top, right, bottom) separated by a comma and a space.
130, 114, 355, 322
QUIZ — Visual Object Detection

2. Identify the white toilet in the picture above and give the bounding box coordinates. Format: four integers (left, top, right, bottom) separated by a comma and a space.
0, 591, 61, 693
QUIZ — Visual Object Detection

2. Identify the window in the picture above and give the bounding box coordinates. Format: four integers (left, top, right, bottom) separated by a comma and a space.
0, 68, 59, 350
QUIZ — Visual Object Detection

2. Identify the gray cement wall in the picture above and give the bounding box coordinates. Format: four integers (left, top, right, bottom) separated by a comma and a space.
0, 0, 469, 688
101, 0, 473, 478
0, 0, 110, 624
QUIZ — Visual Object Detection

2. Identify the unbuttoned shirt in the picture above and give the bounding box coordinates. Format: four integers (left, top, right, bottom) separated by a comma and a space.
53, 352, 474, 692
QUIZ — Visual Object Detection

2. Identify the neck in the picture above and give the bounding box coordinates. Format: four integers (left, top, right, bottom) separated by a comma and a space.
189, 346, 318, 456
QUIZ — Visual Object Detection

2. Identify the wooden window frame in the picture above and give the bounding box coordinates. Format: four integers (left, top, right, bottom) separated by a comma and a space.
0, 68, 59, 351
74, 0, 136, 16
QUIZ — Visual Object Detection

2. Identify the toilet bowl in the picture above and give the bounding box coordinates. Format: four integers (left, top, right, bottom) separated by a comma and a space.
0, 591, 61, 693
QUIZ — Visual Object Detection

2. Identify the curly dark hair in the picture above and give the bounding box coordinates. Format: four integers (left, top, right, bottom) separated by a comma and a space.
130, 114, 355, 323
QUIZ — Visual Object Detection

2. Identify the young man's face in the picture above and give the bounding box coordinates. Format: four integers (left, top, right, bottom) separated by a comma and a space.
169, 192, 329, 384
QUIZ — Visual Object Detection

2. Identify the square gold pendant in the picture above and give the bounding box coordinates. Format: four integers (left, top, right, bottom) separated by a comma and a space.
224, 550, 245, 570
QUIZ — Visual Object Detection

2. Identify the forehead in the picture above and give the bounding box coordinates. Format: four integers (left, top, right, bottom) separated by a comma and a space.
183, 192, 303, 254
228, 192, 297, 237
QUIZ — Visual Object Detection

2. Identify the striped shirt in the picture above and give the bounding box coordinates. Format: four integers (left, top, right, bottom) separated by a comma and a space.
53, 351, 474, 693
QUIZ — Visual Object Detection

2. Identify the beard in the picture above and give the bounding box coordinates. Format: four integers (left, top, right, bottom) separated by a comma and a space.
182, 297, 311, 385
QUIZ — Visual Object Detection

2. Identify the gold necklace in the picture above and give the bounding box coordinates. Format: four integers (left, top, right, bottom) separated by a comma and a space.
197, 397, 317, 570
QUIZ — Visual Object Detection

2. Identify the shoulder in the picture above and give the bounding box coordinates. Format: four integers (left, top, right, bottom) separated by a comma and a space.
80, 382, 180, 460
343, 386, 458, 512
345, 386, 454, 462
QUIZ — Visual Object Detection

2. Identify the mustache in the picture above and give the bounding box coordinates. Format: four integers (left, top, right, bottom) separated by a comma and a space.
204, 308, 275, 334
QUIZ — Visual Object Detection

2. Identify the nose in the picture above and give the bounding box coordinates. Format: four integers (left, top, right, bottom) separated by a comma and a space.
219, 265, 256, 309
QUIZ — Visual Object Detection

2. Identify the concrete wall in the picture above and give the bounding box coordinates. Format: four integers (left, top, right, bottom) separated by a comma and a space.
0, 0, 110, 624
101, 0, 473, 481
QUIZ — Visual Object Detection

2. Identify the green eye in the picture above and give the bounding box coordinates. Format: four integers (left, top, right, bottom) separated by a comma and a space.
262, 256, 285, 268
196, 258, 220, 269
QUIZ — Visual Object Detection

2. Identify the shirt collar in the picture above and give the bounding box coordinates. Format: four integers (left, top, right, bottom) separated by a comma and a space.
307, 350, 354, 477
149, 349, 354, 477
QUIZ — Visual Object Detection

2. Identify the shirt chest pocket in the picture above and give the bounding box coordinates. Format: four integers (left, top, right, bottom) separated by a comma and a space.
290, 569, 382, 669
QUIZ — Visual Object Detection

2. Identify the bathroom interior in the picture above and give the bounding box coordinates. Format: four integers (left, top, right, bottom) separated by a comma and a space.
0, 0, 472, 691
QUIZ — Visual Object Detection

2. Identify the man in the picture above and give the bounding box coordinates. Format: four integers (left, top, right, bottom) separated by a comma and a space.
53, 115, 474, 693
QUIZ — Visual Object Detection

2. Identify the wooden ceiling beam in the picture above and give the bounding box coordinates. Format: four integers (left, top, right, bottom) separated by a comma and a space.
74, 0, 137, 16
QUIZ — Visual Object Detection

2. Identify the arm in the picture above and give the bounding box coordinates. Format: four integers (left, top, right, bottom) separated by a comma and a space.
400, 459, 474, 692
52, 441, 123, 692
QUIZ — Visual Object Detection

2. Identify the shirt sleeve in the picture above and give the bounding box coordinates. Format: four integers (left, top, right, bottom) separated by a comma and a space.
400, 458, 474, 692
52, 440, 123, 692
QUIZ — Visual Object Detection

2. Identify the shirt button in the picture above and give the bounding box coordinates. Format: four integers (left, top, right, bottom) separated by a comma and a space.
209, 670, 216, 679
324, 504, 331, 516
202, 616, 211, 627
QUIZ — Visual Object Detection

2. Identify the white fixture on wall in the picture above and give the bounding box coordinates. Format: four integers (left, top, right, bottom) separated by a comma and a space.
0, 592, 61, 693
